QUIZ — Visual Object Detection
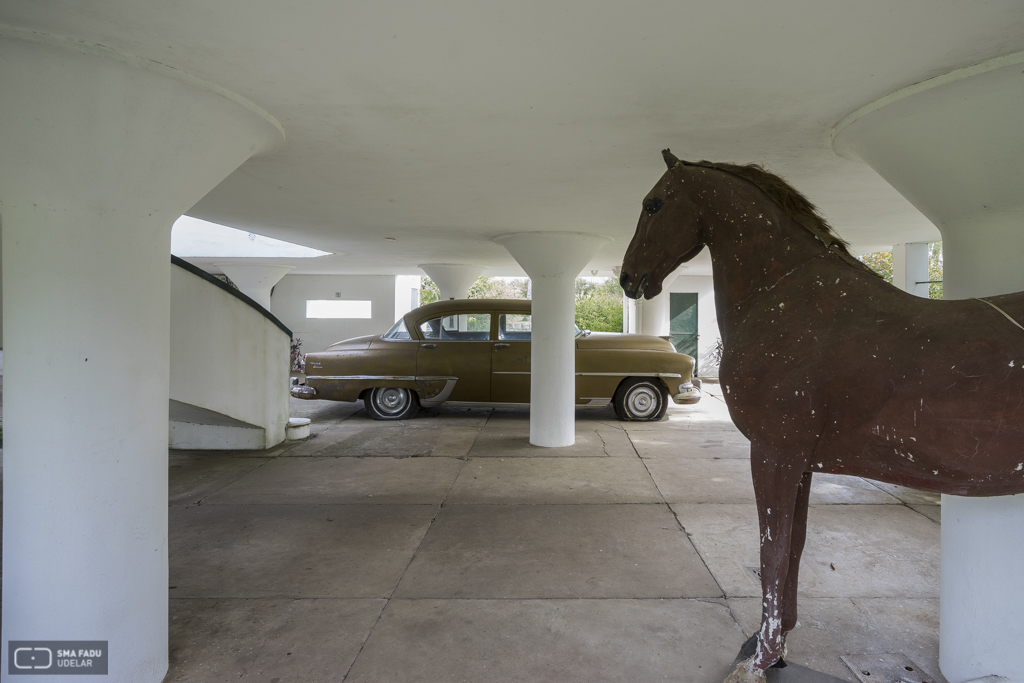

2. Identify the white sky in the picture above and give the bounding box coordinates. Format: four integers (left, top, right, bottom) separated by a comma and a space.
171, 215, 331, 258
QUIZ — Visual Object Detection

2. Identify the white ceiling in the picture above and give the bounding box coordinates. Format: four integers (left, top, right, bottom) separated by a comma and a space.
5, 1, 1024, 276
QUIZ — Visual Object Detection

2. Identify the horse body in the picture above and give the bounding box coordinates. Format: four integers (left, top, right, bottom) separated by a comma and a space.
724, 259, 1024, 496
620, 152, 1024, 682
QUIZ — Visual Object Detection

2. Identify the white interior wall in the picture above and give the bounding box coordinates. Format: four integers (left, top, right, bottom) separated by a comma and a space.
892, 242, 931, 297
395, 274, 421, 322
271, 274, 397, 353
170, 265, 291, 447
666, 274, 721, 377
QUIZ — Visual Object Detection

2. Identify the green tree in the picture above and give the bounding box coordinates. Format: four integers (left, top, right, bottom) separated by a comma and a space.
468, 276, 529, 299
927, 242, 943, 300
419, 276, 440, 304
575, 277, 624, 332
419, 275, 625, 332
858, 250, 893, 283
420, 276, 529, 304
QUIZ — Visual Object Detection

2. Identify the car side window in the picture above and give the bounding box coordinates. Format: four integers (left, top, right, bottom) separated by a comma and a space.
499, 313, 531, 340
420, 313, 491, 341
383, 319, 412, 340
420, 318, 441, 339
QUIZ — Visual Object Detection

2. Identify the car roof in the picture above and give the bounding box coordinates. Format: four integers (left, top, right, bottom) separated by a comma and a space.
407, 298, 531, 320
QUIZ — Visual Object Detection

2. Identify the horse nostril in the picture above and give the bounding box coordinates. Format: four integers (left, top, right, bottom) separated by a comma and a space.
619, 272, 632, 291
635, 274, 649, 297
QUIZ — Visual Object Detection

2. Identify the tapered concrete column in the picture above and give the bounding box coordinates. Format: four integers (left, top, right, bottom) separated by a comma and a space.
834, 51, 1024, 683
614, 266, 634, 333
624, 297, 637, 333
891, 243, 931, 298
418, 263, 484, 300
216, 263, 294, 310
637, 274, 679, 336
495, 232, 611, 447
0, 27, 283, 682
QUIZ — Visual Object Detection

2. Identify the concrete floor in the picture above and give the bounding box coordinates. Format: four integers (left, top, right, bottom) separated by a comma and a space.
164, 384, 945, 683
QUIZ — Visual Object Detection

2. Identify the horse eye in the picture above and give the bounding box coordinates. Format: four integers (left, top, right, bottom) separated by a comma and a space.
644, 198, 664, 215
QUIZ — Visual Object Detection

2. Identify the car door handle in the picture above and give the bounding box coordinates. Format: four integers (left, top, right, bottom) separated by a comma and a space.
494, 343, 510, 348
421, 343, 437, 348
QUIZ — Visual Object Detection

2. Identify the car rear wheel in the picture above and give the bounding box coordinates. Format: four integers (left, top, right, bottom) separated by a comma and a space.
613, 377, 668, 421
365, 387, 420, 420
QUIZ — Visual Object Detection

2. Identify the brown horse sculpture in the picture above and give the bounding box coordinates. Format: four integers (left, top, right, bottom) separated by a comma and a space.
619, 150, 1024, 683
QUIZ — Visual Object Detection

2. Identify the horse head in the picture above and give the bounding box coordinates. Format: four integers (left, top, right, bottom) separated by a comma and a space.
619, 149, 706, 300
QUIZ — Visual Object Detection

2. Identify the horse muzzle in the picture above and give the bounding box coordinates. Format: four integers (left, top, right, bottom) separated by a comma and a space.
619, 272, 649, 300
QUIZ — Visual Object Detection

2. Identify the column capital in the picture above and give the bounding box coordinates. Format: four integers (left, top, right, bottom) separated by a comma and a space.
417, 264, 485, 300
494, 232, 612, 280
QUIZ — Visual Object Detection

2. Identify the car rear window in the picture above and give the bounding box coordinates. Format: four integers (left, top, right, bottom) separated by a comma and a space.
420, 313, 491, 341
499, 313, 531, 340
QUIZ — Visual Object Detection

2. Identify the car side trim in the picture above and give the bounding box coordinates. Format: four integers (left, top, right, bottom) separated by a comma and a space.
492, 372, 684, 378
442, 400, 610, 409
574, 372, 683, 378
444, 401, 529, 409
492, 372, 683, 379
578, 397, 612, 407
420, 379, 458, 407
305, 375, 457, 382
306, 375, 416, 381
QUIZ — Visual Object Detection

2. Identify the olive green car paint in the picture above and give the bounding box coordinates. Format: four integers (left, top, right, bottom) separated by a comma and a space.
294, 299, 700, 411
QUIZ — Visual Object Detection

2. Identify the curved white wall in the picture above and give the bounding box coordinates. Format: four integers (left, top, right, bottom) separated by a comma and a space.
171, 263, 291, 448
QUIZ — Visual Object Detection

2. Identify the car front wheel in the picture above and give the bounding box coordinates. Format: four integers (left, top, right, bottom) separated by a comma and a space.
365, 387, 420, 420
613, 377, 668, 421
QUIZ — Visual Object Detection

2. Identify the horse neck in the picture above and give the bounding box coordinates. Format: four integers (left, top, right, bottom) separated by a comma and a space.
691, 173, 830, 335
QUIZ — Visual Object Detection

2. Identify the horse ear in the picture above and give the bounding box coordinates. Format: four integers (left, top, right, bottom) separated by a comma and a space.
662, 149, 681, 169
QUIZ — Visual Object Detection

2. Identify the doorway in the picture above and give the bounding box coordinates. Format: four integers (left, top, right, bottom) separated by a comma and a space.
669, 292, 698, 374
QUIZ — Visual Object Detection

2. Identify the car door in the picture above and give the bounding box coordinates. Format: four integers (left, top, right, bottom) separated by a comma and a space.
416, 311, 493, 402
491, 311, 532, 404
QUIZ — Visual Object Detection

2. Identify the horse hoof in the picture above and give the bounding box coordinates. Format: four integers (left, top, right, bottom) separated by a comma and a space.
723, 657, 767, 683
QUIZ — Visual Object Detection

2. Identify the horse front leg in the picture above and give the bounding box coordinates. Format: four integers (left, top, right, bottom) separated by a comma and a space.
725, 442, 808, 683
780, 471, 812, 634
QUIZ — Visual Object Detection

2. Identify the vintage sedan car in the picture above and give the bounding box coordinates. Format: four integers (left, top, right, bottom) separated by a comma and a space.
291, 299, 701, 420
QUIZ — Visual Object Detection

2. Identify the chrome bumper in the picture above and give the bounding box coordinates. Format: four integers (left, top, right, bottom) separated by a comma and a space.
671, 380, 702, 405
290, 385, 317, 400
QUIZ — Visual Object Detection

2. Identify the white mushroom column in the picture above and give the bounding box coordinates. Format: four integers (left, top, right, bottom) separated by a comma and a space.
216, 263, 294, 310
495, 232, 611, 447
0, 28, 283, 681
418, 263, 484, 300
638, 273, 680, 337
833, 51, 1024, 683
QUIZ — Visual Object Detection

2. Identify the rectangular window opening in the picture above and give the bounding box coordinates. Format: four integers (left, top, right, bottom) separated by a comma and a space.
306, 300, 372, 319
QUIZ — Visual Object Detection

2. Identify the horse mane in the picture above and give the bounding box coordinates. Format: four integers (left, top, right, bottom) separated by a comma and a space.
687, 160, 881, 277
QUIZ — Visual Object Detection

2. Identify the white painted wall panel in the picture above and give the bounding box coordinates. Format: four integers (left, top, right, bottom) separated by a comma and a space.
271, 274, 397, 353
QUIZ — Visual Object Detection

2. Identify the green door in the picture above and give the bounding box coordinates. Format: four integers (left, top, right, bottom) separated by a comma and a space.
669, 293, 698, 373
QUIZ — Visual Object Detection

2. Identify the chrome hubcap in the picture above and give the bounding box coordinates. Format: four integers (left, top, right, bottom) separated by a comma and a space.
374, 387, 410, 415
626, 385, 658, 418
